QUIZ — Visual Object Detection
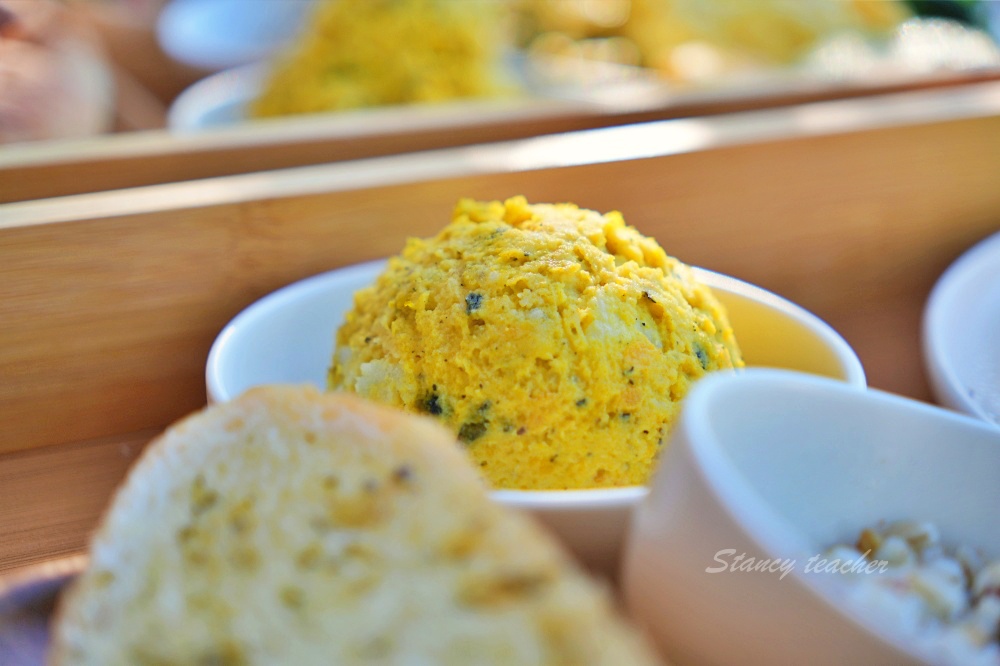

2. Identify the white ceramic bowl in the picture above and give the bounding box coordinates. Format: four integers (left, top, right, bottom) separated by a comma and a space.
165, 58, 577, 132
157, 0, 313, 72
206, 260, 865, 574
623, 368, 1000, 665
923, 230, 1000, 427
167, 62, 266, 131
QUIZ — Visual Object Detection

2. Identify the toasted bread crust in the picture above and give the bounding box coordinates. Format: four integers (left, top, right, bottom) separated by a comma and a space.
50, 385, 661, 665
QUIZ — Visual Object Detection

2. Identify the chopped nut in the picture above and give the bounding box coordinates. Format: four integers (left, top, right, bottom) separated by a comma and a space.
911, 568, 968, 621
883, 520, 940, 555
962, 596, 1000, 646
827, 520, 1000, 661
874, 535, 915, 568
857, 528, 882, 557
973, 561, 1000, 599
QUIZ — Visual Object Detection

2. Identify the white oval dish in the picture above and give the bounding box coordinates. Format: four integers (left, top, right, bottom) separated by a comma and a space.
923, 230, 1000, 427
623, 368, 1000, 665
206, 259, 865, 574
166, 62, 266, 131
165, 60, 594, 133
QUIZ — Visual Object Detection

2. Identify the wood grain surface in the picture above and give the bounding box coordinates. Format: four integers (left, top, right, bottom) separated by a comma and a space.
2, 84, 1000, 574
4, 71, 1000, 204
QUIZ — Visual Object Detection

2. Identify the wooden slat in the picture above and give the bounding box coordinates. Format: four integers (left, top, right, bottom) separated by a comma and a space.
0, 431, 152, 576
0, 99, 597, 203
3, 85, 1000, 572
3, 71, 999, 203
0, 292, 928, 577
3, 87, 1000, 457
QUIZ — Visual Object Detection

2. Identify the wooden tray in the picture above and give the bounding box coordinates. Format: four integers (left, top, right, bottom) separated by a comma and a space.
2, 81, 1000, 587
3, 69, 1000, 204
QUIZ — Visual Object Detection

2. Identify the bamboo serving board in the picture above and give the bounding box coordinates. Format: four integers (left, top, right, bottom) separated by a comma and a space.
2, 82, 1000, 581
3, 69, 999, 204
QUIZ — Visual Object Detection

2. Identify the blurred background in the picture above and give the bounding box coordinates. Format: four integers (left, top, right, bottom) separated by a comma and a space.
3, 0, 1000, 143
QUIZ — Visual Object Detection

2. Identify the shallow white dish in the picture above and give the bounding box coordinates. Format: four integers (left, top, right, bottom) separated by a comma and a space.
623, 368, 1000, 665
167, 16, 1000, 133
167, 62, 266, 130
165, 61, 600, 134
207, 259, 865, 574
923, 230, 1000, 427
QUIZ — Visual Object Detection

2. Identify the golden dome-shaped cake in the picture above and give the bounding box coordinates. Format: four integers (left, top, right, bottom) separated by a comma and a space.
330, 197, 743, 490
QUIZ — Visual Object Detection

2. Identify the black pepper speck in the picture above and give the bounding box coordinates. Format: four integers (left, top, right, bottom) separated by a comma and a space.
392, 465, 413, 484
422, 392, 443, 416
458, 421, 487, 443
465, 292, 483, 314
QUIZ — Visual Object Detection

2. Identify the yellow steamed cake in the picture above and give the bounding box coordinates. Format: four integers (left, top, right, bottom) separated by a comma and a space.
252, 0, 511, 118
329, 197, 743, 490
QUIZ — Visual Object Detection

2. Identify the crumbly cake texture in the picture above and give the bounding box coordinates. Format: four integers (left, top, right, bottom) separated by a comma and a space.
252, 0, 510, 118
49, 386, 662, 666
329, 196, 743, 490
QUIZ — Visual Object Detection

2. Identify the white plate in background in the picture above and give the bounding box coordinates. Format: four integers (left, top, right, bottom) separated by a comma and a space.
923, 230, 1000, 426
166, 62, 266, 130
165, 60, 610, 133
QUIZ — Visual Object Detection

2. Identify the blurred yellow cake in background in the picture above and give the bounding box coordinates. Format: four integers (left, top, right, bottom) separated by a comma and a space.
514, 0, 911, 82
251, 0, 915, 116
329, 197, 743, 490
252, 0, 512, 117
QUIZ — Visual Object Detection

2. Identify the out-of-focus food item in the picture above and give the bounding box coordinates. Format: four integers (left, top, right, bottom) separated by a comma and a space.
50, 385, 662, 665
0, 0, 113, 143
514, 0, 912, 84
329, 196, 743, 490
820, 520, 1000, 666
656, 0, 907, 65
77, 0, 201, 111
252, 0, 514, 118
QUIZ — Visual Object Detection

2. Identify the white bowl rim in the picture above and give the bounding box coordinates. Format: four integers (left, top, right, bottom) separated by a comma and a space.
167, 62, 267, 132
691, 266, 866, 388
206, 260, 865, 506
679, 367, 996, 550
922, 230, 1000, 426
205, 259, 383, 405
676, 367, 1000, 663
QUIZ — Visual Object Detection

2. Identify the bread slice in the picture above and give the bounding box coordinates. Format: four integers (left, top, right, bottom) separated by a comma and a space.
50, 385, 662, 665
